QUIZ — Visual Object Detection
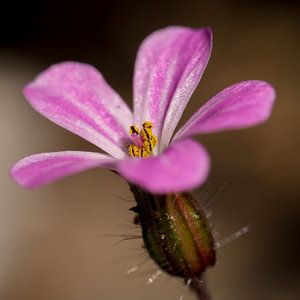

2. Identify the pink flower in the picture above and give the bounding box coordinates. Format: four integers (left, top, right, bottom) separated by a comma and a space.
11, 26, 275, 194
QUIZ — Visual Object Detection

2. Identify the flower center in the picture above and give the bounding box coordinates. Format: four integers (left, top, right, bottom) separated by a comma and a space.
128, 121, 158, 158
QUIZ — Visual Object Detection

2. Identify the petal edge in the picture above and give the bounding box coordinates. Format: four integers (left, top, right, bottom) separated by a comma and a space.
11, 151, 116, 189
174, 80, 276, 140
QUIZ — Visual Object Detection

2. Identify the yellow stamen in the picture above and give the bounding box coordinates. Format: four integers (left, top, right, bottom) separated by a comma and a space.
129, 125, 139, 135
128, 121, 158, 158
128, 144, 141, 157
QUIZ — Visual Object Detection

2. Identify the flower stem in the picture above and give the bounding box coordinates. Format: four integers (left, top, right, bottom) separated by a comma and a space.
189, 277, 211, 300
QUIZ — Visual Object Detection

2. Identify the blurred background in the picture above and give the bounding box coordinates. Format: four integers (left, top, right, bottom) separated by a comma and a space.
1, 0, 299, 299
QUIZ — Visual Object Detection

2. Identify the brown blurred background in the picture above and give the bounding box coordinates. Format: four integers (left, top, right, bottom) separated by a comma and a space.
1, 1, 299, 299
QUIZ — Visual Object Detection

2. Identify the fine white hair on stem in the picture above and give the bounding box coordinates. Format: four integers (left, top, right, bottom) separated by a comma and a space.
97, 233, 142, 247
125, 257, 150, 274
215, 223, 253, 249
195, 178, 229, 209
203, 181, 228, 209
110, 193, 135, 203
146, 269, 163, 286
195, 174, 236, 209
179, 278, 192, 300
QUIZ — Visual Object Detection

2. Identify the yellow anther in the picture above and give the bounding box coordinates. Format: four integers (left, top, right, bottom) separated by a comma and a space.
129, 125, 139, 135
142, 121, 153, 130
128, 144, 141, 157
141, 122, 157, 146
128, 121, 158, 158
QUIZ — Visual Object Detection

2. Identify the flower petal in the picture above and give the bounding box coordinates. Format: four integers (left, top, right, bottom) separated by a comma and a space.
133, 27, 212, 151
11, 151, 116, 189
24, 62, 133, 159
117, 139, 210, 194
174, 80, 276, 140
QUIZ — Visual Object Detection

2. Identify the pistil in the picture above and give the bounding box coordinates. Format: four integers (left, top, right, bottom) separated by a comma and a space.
128, 121, 158, 158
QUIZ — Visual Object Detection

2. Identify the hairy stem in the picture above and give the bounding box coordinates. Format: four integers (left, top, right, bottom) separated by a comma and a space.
189, 277, 211, 300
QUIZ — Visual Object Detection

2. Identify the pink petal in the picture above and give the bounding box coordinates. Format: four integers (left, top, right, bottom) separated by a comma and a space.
133, 27, 212, 151
174, 80, 276, 140
11, 151, 116, 189
117, 139, 210, 194
24, 62, 133, 159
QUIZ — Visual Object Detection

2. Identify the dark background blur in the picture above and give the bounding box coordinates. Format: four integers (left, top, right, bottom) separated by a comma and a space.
1, 1, 299, 299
